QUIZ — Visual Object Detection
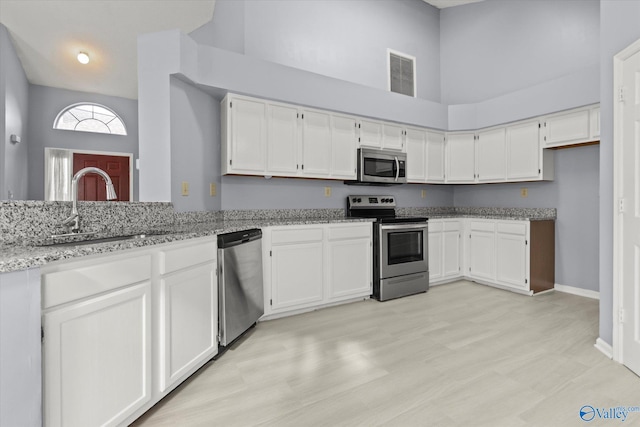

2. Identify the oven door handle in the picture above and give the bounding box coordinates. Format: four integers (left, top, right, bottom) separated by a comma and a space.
380, 223, 428, 231
394, 156, 400, 182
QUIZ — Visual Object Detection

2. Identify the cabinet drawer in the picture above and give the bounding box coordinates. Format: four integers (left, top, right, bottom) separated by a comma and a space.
443, 220, 461, 232
429, 221, 443, 232
42, 254, 152, 309
327, 224, 371, 240
469, 221, 495, 232
159, 241, 217, 275
271, 227, 323, 244
497, 222, 527, 236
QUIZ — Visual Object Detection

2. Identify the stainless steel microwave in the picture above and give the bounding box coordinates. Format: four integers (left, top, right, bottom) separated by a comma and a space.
351, 148, 407, 185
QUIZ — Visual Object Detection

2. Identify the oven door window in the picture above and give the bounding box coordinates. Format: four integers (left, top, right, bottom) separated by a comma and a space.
363, 157, 396, 178
387, 230, 424, 264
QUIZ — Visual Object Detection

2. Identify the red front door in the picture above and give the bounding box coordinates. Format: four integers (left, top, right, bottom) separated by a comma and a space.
73, 153, 131, 201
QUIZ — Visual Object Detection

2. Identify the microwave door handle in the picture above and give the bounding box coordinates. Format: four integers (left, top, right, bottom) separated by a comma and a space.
394, 156, 399, 182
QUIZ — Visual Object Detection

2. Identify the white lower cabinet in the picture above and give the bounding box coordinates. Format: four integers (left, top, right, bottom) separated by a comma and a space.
326, 224, 372, 301
263, 222, 372, 317
42, 254, 153, 427
495, 222, 529, 291
42, 238, 218, 427
428, 219, 462, 284
468, 220, 496, 282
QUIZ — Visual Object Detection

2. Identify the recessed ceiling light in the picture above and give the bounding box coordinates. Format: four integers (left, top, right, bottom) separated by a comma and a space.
77, 52, 90, 65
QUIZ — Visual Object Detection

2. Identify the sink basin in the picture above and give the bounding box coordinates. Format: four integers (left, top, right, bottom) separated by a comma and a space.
45, 232, 171, 247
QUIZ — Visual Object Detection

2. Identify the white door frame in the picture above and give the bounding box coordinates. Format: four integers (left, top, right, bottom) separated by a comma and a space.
44, 147, 134, 201
612, 37, 640, 363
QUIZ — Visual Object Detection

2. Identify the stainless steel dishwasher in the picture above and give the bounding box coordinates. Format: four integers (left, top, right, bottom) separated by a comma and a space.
217, 229, 264, 348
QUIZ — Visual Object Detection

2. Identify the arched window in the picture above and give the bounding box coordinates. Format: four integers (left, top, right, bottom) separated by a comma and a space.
53, 103, 127, 135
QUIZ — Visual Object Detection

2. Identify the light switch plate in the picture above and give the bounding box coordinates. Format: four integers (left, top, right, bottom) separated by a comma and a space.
181, 182, 189, 196
324, 187, 332, 197
421, 189, 426, 199
520, 187, 528, 198
210, 183, 216, 197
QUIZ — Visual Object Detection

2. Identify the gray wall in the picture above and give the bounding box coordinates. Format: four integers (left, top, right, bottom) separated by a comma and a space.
454, 146, 600, 292
221, 177, 453, 210
0, 24, 29, 200
440, 0, 600, 105
170, 77, 221, 212
193, 0, 442, 103
599, 0, 640, 346
27, 85, 139, 200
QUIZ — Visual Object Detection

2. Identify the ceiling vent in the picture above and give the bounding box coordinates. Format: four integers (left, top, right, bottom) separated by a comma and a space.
388, 50, 416, 97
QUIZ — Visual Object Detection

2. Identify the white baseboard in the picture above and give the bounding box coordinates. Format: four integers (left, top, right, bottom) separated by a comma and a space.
594, 338, 613, 359
554, 283, 599, 300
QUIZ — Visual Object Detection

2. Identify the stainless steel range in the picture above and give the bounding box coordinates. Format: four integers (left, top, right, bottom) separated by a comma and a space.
347, 196, 429, 301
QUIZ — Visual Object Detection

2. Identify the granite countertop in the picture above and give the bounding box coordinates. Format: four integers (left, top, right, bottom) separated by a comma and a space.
425, 214, 556, 221
0, 217, 373, 273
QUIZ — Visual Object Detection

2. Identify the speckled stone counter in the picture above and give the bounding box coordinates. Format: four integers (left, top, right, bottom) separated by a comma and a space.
0, 204, 371, 273
396, 206, 556, 221
0, 203, 553, 273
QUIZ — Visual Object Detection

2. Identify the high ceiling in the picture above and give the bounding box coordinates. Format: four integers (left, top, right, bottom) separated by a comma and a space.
0, 0, 216, 100
0, 0, 481, 100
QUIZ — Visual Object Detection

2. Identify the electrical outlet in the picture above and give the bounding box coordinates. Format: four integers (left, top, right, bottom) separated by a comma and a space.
210, 183, 217, 197
181, 182, 189, 196
421, 189, 426, 199
324, 187, 332, 197
520, 187, 528, 198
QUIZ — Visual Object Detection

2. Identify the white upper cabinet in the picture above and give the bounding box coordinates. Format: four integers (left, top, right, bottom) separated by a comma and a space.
358, 119, 383, 149
301, 109, 332, 177
382, 122, 405, 151
222, 96, 267, 175
405, 127, 427, 182
446, 132, 476, 183
426, 131, 446, 183
541, 105, 599, 148
267, 103, 299, 175
476, 127, 506, 183
506, 120, 541, 181
330, 114, 358, 179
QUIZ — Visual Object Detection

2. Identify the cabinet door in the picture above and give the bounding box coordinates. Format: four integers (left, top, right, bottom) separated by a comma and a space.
428, 225, 443, 281
271, 242, 324, 311
426, 131, 446, 182
301, 110, 332, 177
331, 114, 357, 179
43, 282, 152, 427
229, 97, 267, 174
359, 119, 383, 148
406, 127, 427, 182
476, 128, 506, 182
159, 263, 217, 393
267, 103, 299, 175
542, 109, 590, 147
327, 238, 371, 300
442, 227, 461, 279
496, 222, 529, 291
446, 133, 475, 183
382, 122, 404, 151
469, 229, 495, 281
507, 121, 540, 180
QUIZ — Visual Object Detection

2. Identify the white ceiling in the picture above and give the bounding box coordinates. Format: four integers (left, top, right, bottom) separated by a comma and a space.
423, 0, 483, 9
0, 0, 482, 101
0, 0, 216, 100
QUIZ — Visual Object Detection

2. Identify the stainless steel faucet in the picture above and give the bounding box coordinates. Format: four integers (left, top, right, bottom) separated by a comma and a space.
62, 167, 117, 233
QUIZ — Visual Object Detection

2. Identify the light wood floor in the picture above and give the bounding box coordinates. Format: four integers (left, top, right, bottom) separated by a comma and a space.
132, 280, 640, 427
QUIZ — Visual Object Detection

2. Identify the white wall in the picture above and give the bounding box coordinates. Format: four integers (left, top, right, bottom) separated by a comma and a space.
598, 0, 640, 346
0, 24, 29, 200
440, 0, 600, 105
27, 85, 139, 201
192, 0, 442, 102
